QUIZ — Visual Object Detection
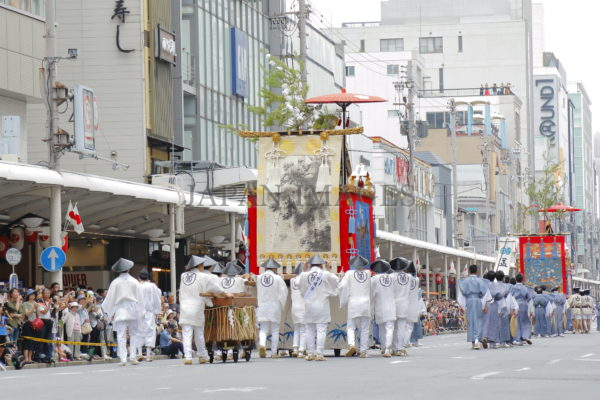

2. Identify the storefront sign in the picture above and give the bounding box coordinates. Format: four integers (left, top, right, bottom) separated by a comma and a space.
384, 158, 395, 176
534, 77, 557, 142
156, 25, 177, 65
63, 273, 88, 288
231, 28, 249, 97
74, 85, 97, 156
111, 0, 134, 53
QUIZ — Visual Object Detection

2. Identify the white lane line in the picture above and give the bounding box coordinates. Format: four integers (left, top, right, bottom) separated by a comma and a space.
51, 372, 83, 376
547, 359, 561, 365
580, 353, 594, 358
515, 367, 531, 372
390, 360, 410, 364
156, 387, 172, 390
0, 375, 27, 380
203, 387, 266, 393
471, 371, 502, 380
452, 356, 476, 360
576, 358, 600, 362
95, 369, 118, 373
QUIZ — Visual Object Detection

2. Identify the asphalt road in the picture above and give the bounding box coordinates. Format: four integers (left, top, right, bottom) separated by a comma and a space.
2, 331, 599, 400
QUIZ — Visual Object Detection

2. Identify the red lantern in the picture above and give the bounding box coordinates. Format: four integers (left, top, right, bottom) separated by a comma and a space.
24, 228, 38, 243
38, 227, 50, 248
0, 236, 9, 258
435, 273, 442, 284
10, 227, 24, 250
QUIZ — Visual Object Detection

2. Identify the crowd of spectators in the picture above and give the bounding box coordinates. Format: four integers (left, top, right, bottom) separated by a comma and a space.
0, 284, 183, 369
423, 298, 465, 336
479, 82, 512, 96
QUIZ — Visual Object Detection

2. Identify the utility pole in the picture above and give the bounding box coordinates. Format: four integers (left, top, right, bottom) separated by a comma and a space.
45, 0, 63, 288
482, 138, 490, 256
394, 61, 416, 239
406, 61, 416, 239
448, 99, 462, 248
297, 0, 308, 91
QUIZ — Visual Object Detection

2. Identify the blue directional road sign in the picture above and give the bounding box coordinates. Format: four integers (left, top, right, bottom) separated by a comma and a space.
40, 246, 66, 272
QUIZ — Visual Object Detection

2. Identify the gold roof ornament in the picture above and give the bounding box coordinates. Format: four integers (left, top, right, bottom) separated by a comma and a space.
238, 127, 363, 138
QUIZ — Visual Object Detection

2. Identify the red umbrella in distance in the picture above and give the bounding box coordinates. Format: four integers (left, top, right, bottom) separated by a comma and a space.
305, 88, 386, 127
538, 203, 582, 213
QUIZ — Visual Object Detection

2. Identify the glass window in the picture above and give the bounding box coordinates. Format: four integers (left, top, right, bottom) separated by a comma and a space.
387, 110, 399, 118
380, 38, 404, 52
345, 66, 355, 77
458, 35, 463, 52
387, 64, 399, 75
419, 37, 443, 54
359, 39, 365, 52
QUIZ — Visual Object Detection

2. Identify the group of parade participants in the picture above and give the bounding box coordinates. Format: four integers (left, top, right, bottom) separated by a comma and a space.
101, 253, 595, 365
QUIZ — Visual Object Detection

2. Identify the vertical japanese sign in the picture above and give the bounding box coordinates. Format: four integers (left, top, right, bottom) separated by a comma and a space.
231, 28, 248, 97
111, 0, 134, 53
74, 85, 97, 156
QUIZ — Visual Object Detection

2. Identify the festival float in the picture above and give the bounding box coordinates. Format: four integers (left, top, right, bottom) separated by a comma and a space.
242, 126, 376, 354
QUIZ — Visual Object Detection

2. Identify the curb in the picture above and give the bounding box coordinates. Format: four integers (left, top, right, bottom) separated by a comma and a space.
2, 355, 171, 371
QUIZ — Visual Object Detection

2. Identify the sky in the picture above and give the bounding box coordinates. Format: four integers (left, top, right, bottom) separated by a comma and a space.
310, 0, 600, 132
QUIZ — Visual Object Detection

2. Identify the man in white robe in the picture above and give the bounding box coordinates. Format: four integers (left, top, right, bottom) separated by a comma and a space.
338, 255, 371, 358
136, 270, 162, 361
370, 259, 396, 357
101, 258, 145, 366
390, 257, 413, 356
256, 257, 288, 358
290, 262, 307, 358
298, 255, 339, 361
220, 261, 248, 294
179, 255, 230, 365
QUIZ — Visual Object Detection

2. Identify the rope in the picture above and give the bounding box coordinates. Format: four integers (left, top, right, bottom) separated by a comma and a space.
20, 336, 117, 347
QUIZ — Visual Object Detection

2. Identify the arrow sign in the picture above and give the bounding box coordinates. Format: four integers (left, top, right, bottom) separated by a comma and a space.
40, 246, 66, 272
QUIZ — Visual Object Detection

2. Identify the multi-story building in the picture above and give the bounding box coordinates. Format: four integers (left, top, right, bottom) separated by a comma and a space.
26, 0, 182, 183
0, 2, 45, 162
569, 82, 595, 277
335, 0, 535, 182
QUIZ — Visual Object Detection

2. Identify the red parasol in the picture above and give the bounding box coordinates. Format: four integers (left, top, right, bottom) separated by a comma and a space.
304, 88, 386, 127
538, 203, 581, 213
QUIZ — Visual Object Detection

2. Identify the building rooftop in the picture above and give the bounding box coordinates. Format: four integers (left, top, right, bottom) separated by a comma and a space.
415, 151, 447, 166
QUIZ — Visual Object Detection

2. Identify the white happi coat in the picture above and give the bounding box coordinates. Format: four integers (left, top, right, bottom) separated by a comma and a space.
298, 267, 339, 324
338, 270, 371, 319
101, 273, 145, 323
219, 276, 247, 294
406, 276, 420, 323
179, 269, 223, 326
140, 281, 162, 315
256, 270, 288, 323
290, 276, 306, 324
393, 271, 411, 319
370, 273, 397, 324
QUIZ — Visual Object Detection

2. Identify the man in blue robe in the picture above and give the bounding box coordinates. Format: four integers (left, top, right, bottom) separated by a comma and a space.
552, 287, 566, 337
458, 264, 489, 350
509, 274, 533, 345
480, 271, 495, 347
532, 286, 551, 337
484, 271, 510, 348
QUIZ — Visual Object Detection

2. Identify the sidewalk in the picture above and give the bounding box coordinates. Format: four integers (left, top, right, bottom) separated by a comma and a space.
1, 355, 172, 371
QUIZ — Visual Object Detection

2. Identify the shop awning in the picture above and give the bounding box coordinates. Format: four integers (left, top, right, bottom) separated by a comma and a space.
0, 161, 245, 240
375, 230, 496, 269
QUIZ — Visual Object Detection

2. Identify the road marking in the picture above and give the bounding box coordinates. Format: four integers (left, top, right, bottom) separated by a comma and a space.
51, 372, 83, 376
515, 367, 531, 372
390, 360, 410, 364
580, 353, 594, 358
156, 387, 172, 390
451, 356, 476, 360
0, 376, 27, 380
576, 358, 600, 362
471, 371, 502, 380
203, 387, 266, 393
547, 359, 561, 365
94, 369, 118, 373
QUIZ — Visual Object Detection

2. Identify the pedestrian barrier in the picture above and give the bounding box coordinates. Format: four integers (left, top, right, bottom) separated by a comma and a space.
19, 336, 117, 347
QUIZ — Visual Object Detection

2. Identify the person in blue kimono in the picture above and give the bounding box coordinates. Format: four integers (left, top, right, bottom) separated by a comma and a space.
498, 274, 514, 347
484, 271, 510, 348
509, 274, 533, 345
458, 264, 489, 350
551, 287, 566, 337
542, 286, 556, 336
480, 271, 495, 346
532, 286, 551, 337
595, 298, 600, 331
